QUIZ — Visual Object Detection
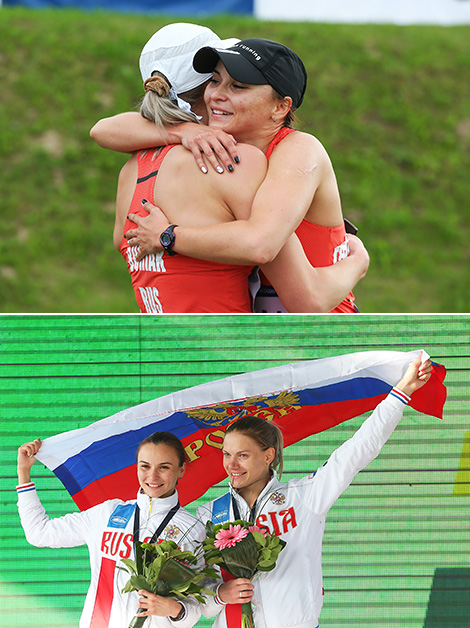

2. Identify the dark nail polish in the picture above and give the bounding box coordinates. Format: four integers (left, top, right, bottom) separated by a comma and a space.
228, 164, 234, 172
141, 199, 148, 205
234, 156, 240, 164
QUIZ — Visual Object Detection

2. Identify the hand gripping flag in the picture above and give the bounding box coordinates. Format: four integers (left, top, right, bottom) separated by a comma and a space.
36, 350, 446, 510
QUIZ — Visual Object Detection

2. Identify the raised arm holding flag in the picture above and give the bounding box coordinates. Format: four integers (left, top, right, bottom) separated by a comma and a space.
195, 354, 436, 628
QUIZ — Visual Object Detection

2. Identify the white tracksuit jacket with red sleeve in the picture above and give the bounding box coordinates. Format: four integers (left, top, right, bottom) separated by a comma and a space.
16, 487, 204, 628
197, 388, 411, 628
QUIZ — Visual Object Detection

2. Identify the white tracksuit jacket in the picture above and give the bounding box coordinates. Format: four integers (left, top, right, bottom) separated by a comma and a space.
196, 388, 411, 628
17, 487, 204, 628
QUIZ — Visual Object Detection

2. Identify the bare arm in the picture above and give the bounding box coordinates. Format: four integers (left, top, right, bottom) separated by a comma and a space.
127, 132, 327, 265
90, 112, 239, 172
90, 112, 161, 153
260, 234, 369, 312
114, 155, 138, 250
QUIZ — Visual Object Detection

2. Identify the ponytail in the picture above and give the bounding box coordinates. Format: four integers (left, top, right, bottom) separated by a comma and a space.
140, 72, 200, 130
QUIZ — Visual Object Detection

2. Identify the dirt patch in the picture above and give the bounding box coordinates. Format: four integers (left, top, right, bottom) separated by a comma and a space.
35, 130, 64, 157
456, 119, 470, 142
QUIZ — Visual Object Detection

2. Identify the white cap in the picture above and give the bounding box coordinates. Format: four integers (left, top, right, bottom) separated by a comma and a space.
139, 23, 222, 94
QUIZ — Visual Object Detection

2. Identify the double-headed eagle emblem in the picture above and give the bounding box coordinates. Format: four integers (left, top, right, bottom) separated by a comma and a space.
184, 390, 301, 428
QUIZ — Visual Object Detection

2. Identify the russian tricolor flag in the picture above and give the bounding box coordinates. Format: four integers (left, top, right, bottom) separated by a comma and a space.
36, 350, 446, 511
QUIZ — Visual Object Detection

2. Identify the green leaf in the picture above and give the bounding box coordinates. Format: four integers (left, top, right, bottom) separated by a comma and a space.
257, 562, 276, 572
134, 541, 144, 576
205, 520, 215, 537
129, 574, 152, 591
206, 556, 224, 566
251, 530, 266, 546
120, 558, 138, 575
150, 556, 164, 579
203, 568, 219, 579
122, 580, 136, 594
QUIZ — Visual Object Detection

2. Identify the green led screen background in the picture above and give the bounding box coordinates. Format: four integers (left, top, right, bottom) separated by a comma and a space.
1, 315, 469, 627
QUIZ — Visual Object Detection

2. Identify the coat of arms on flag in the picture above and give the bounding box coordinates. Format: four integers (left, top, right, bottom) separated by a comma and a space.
35, 350, 447, 510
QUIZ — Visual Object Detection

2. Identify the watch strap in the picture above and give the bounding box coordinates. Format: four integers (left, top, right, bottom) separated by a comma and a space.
160, 224, 178, 256
169, 603, 186, 622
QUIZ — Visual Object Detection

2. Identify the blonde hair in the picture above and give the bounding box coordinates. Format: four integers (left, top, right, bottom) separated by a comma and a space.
140, 72, 202, 129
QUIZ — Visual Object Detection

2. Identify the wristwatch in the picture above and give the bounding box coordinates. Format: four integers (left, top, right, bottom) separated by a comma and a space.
169, 603, 186, 622
160, 224, 178, 256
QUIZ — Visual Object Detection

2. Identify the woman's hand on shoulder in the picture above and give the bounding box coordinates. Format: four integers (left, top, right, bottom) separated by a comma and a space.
178, 124, 240, 174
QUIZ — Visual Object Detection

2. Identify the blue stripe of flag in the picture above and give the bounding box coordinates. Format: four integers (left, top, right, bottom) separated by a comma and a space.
54, 377, 392, 495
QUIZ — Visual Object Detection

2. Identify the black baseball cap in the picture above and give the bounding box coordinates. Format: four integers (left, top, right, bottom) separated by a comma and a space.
193, 38, 307, 109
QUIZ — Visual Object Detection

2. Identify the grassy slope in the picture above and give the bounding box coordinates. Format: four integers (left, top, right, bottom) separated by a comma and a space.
0, 8, 469, 312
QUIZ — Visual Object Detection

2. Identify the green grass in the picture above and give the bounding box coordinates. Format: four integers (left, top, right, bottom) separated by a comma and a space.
1, 7, 469, 312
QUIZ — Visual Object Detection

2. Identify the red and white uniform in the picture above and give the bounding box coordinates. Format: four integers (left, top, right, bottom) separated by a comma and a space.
16, 487, 204, 628
254, 128, 357, 314
197, 388, 410, 628
120, 147, 253, 313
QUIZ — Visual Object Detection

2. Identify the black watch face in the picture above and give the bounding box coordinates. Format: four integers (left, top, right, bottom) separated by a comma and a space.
161, 233, 171, 246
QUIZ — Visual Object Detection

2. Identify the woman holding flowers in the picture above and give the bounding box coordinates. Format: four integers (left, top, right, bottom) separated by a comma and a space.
16, 431, 204, 628
196, 355, 433, 628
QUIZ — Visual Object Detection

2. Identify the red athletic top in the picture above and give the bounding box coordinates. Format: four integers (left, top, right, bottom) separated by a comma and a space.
257, 128, 357, 313
120, 146, 253, 313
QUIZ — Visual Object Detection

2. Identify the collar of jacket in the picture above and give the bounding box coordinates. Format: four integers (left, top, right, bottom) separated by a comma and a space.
228, 471, 284, 516
136, 487, 180, 517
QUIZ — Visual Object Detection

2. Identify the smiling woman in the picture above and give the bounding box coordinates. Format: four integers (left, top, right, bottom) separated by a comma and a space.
91, 29, 369, 314
221, 419, 283, 505
195, 357, 434, 628
203, 63, 285, 151
136, 432, 187, 500
16, 432, 204, 628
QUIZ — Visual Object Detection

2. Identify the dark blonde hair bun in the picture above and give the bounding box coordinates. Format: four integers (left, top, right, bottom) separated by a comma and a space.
144, 75, 171, 98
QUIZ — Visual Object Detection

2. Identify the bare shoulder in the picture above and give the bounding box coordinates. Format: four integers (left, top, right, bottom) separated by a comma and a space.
236, 143, 267, 165
229, 143, 267, 180
160, 144, 193, 168
270, 130, 331, 164
118, 153, 138, 180
163, 142, 266, 173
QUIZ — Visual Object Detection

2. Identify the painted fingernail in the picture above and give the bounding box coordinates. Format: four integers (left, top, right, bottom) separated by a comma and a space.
234, 156, 240, 164
217, 166, 224, 174
141, 199, 148, 205
201, 166, 208, 174
228, 164, 234, 172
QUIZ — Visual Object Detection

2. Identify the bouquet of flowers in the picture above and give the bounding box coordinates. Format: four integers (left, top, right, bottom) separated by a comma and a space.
118, 539, 218, 628
201, 520, 286, 628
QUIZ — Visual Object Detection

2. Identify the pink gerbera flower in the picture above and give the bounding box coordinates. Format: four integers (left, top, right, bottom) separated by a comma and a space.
248, 525, 267, 537
214, 524, 249, 549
